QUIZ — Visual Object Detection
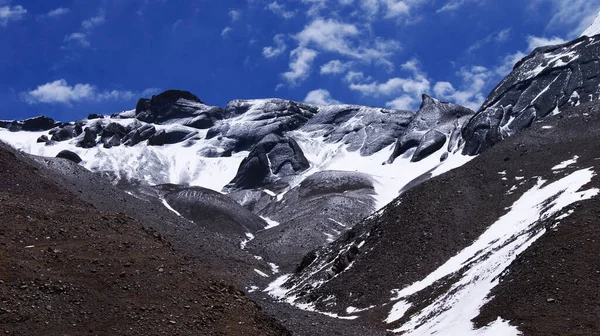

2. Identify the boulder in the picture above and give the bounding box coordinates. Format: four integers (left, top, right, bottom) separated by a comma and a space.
56, 150, 82, 163
77, 128, 98, 148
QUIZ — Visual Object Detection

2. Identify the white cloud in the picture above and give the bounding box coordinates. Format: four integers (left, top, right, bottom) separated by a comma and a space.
350, 59, 430, 110
320, 60, 352, 74
0, 5, 26, 26
358, 0, 423, 20
22, 79, 154, 105
263, 34, 287, 58
433, 65, 493, 110
282, 47, 318, 85
46, 7, 70, 18
229, 9, 241, 22
221, 26, 232, 37
350, 59, 430, 97
267, 1, 296, 18
344, 71, 364, 82
64, 32, 90, 47
82, 11, 105, 30
386, 95, 415, 110
295, 18, 400, 62
304, 89, 341, 105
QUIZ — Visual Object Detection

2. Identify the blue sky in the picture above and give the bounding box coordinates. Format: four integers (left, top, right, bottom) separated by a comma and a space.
1, 0, 599, 121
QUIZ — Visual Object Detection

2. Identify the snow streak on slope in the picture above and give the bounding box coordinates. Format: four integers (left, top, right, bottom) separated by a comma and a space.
386, 168, 599, 335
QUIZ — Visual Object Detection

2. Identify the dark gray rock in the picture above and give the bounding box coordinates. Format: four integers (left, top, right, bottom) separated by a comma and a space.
36, 135, 49, 143
156, 185, 267, 239
56, 150, 82, 163
2, 116, 59, 132
103, 135, 121, 149
135, 90, 225, 129
247, 170, 376, 271
208, 99, 319, 153
147, 127, 198, 146
51, 126, 78, 142
77, 128, 98, 148
226, 134, 310, 190
304, 105, 413, 156
411, 130, 447, 162
87, 113, 104, 120
462, 35, 600, 155
388, 94, 474, 163
124, 124, 156, 146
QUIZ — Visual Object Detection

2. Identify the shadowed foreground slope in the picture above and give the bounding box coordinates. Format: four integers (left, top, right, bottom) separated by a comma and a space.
0, 144, 289, 336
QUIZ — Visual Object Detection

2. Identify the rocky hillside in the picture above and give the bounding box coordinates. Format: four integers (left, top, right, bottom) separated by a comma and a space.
0, 142, 289, 335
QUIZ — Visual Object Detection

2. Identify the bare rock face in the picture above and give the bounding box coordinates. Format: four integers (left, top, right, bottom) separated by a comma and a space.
388, 94, 474, 163
134, 90, 225, 129
462, 35, 600, 155
226, 134, 310, 191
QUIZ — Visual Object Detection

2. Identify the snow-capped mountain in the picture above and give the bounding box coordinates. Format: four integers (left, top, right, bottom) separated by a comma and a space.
3, 21, 600, 336
0, 90, 475, 270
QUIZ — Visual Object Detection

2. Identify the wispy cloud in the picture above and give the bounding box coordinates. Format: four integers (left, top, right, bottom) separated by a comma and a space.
221, 26, 232, 38
0, 5, 26, 26
46, 7, 70, 18
282, 47, 318, 85
320, 60, 353, 75
64, 32, 90, 48
229, 9, 241, 22
22, 79, 157, 105
437, 0, 484, 13
82, 11, 106, 30
350, 59, 431, 110
263, 34, 287, 58
532, 0, 600, 37
266, 1, 296, 19
433, 66, 493, 111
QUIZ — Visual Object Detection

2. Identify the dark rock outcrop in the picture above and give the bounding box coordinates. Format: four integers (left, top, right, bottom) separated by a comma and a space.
226, 134, 310, 190
208, 99, 319, 153
303, 105, 413, 156
388, 94, 474, 163
247, 170, 376, 270
462, 35, 600, 155
1, 116, 59, 132
87, 113, 104, 120
157, 185, 267, 238
56, 150, 82, 163
51, 125, 79, 142
135, 90, 225, 129
77, 128, 98, 148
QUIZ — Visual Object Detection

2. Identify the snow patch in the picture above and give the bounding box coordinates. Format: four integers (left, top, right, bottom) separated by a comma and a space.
552, 155, 579, 171
240, 232, 255, 249
260, 216, 281, 230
